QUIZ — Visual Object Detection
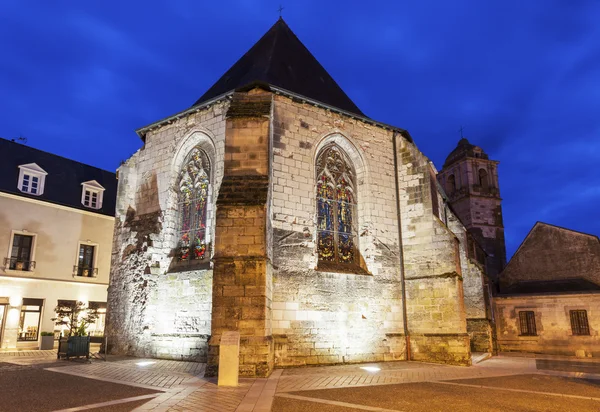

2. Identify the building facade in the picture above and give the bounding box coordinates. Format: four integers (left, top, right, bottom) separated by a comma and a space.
495, 222, 600, 357
0, 138, 117, 349
106, 19, 492, 377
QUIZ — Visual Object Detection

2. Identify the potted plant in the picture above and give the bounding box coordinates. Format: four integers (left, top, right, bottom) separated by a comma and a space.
40, 332, 55, 350
52, 301, 99, 359
82, 268, 89, 277
15, 261, 24, 271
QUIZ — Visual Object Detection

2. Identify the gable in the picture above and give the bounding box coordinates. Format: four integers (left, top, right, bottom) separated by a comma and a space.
500, 222, 600, 291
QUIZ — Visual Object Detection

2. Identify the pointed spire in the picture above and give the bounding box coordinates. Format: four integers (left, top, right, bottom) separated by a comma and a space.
193, 19, 364, 116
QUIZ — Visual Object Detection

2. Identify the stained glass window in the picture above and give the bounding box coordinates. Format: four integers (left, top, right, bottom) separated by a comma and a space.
316, 144, 357, 266
177, 147, 210, 261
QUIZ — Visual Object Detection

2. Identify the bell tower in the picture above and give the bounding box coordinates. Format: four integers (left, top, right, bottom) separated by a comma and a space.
438, 138, 506, 285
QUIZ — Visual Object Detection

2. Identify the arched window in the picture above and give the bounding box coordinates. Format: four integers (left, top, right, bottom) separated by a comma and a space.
316, 144, 357, 266
478, 169, 489, 191
177, 147, 210, 261
447, 174, 456, 194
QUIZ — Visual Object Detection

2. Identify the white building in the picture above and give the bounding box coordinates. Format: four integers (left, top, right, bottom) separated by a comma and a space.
0, 137, 116, 349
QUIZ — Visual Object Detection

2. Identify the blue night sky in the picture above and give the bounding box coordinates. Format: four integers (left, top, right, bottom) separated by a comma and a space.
1, 1, 599, 259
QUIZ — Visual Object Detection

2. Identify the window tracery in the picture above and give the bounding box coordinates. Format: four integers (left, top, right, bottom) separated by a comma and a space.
316, 144, 358, 266
177, 147, 210, 261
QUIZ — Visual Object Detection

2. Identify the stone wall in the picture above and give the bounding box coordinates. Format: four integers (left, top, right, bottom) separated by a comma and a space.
270, 95, 406, 367
445, 204, 494, 353
397, 139, 471, 365
269, 94, 473, 367
105, 102, 227, 361
495, 293, 600, 357
107, 88, 490, 372
208, 90, 274, 377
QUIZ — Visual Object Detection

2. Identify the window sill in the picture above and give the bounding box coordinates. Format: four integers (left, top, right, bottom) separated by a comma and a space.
314, 262, 371, 276
168, 259, 212, 273
72, 274, 99, 281
4, 269, 36, 276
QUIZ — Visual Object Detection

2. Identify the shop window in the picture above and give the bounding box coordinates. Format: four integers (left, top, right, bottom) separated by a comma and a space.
18, 298, 43, 341
87, 302, 107, 337
570, 310, 590, 336
518, 311, 537, 336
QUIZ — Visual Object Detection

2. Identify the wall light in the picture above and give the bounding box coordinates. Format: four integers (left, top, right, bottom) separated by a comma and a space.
9, 295, 22, 307
360, 366, 381, 373
136, 361, 156, 367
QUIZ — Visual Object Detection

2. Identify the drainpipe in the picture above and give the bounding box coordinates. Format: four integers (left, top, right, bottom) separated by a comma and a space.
392, 131, 410, 361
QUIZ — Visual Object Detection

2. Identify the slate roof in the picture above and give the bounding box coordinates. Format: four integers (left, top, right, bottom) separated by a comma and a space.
0, 137, 117, 217
192, 18, 365, 116
500, 278, 600, 295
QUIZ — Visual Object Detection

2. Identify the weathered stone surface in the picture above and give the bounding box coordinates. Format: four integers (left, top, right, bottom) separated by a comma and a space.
107, 88, 493, 375
495, 293, 600, 357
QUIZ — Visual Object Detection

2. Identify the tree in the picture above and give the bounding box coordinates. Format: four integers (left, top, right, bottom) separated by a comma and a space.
51, 301, 99, 337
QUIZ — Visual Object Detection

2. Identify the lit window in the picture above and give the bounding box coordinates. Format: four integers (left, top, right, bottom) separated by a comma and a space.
177, 147, 211, 261
81, 181, 105, 209
5, 233, 36, 271
18, 299, 43, 341
17, 163, 47, 195
75, 244, 97, 277
316, 144, 358, 267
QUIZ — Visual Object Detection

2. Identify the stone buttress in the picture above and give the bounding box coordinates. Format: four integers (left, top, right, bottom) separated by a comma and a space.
207, 90, 274, 377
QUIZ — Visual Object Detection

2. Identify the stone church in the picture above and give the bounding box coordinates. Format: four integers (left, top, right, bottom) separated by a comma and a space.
106, 18, 499, 377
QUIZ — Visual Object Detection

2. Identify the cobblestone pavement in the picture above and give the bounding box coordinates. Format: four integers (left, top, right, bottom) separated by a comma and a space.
2, 351, 600, 411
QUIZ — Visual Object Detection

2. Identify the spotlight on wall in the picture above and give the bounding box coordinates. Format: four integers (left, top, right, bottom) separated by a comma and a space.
136, 361, 156, 367
9, 295, 22, 307
360, 366, 381, 373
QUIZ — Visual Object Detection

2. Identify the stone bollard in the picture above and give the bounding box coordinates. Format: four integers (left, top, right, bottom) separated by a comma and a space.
218, 331, 240, 386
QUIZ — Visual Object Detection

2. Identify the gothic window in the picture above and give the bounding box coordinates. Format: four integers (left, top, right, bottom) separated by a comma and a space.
176, 147, 211, 262
447, 174, 456, 194
316, 144, 358, 267
478, 168, 489, 191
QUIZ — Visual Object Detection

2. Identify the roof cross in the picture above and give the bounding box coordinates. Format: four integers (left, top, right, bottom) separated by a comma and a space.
278, 5, 284, 17
458, 125, 465, 138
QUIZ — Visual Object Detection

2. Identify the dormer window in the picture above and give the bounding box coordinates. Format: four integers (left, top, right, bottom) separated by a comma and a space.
17, 163, 47, 196
81, 180, 105, 209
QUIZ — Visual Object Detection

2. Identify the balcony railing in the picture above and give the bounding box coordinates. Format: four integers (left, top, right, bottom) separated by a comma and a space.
73, 265, 98, 278
3, 257, 35, 271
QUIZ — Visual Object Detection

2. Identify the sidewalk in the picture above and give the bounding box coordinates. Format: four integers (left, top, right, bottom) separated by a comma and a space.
2, 351, 599, 411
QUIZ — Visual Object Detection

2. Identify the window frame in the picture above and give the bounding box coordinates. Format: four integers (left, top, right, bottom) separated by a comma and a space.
5, 230, 37, 272
175, 147, 212, 264
73, 241, 99, 278
80, 180, 105, 210
17, 163, 47, 196
315, 143, 361, 272
570, 310, 590, 336
518, 311, 537, 336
